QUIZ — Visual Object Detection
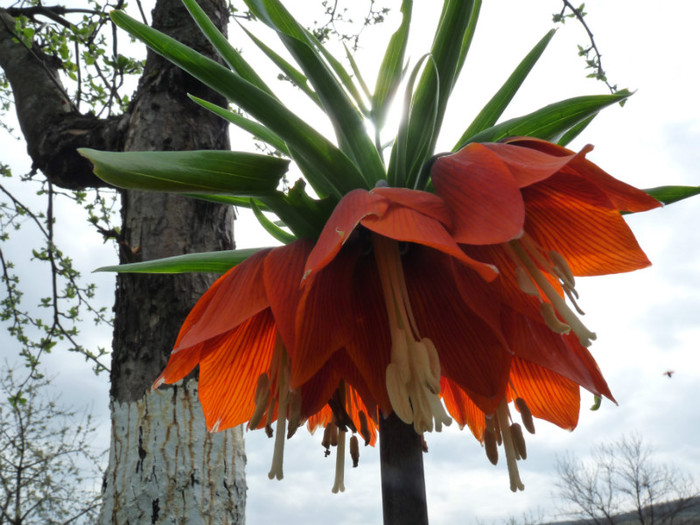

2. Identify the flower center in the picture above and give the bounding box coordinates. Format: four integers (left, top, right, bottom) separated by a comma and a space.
508, 237, 596, 347
372, 234, 452, 434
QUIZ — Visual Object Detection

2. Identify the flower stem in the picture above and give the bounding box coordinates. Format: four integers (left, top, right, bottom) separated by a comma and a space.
379, 412, 429, 525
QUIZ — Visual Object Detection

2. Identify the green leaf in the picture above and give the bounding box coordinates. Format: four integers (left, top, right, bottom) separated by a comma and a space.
251, 199, 296, 244
458, 92, 631, 147
557, 113, 596, 146
110, 10, 365, 199
78, 149, 287, 195
315, 37, 370, 117
183, 193, 272, 211
95, 248, 263, 274
238, 23, 320, 106
643, 185, 700, 206
344, 43, 372, 102
242, 0, 385, 186
258, 179, 335, 239
455, 29, 556, 147
453, 0, 481, 83
388, 55, 438, 189
403, 1, 476, 182
189, 95, 290, 155
182, 0, 273, 96
372, 0, 412, 130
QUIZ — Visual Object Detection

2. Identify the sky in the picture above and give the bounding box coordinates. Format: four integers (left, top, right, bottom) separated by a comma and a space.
1, 1, 699, 524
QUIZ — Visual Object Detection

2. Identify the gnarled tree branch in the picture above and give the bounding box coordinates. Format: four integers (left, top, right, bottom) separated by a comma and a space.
0, 9, 126, 189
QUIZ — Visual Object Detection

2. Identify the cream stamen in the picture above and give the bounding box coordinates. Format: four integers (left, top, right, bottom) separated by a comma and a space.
332, 430, 346, 493
495, 401, 525, 492
510, 241, 596, 347
268, 341, 290, 481
373, 235, 452, 434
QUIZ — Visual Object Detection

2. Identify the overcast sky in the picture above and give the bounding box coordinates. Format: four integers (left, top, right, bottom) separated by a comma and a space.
1, 1, 699, 524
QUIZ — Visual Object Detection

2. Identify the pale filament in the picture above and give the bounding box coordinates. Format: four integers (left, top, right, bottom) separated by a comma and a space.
508, 240, 596, 347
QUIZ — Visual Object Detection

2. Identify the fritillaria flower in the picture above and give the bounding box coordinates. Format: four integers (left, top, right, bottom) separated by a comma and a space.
153, 137, 660, 493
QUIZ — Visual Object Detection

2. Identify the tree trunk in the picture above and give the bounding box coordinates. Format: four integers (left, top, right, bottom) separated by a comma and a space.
1, 0, 247, 522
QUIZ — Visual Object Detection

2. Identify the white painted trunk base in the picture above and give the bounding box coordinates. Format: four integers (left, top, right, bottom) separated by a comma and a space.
99, 381, 246, 524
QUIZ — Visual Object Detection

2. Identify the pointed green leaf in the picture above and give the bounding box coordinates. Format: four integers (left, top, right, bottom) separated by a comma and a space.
455, 29, 556, 147
557, 113, 596, 146
372, 0, 412, 130
184, 193, 272, 211
238, 23, 320, 106
258, 179, 336, 239
389, 56, 439, 189
110, 10, 365, 199
242, 0, 385, 186
189, 95, 290, 155
457, 92, 631, 147
453, 0, 482, 80
251, 199, 297, 244
315, 37, 370, 116
78, 149, 287, 195
344, 43, 372, 102
403, 1, 476, 181
643, 185, 700, 206
182, 0, 273, 96
95, 248, 263, 274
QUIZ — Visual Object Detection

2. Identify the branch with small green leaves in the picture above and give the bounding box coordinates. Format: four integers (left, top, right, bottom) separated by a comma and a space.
554, 1, 619, 94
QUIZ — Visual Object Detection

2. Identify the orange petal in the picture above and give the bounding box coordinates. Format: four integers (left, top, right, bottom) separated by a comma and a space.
300, 350, 379, 429
481, 141, 581, 187
304, 189, 388, 279
361, 205, 498, 281
371, 186, 453, 228
175, 248, 271, 350
198, 310, 277, 432
291, 246, 360, 388
344, 253, 393, 414
264, 240, 314, 350
523, 182, 652, 275
504, 137, 661, 212
503, 307, 613, 401
463, 243, 562, 322
403, 246, 511, 399
507, 357, 580, 431
441, 377, 486, 441
431, 143, 525, 245
154, 340, 206, 387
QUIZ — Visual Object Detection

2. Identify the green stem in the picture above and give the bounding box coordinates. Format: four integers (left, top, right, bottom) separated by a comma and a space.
379, 412, 429, 525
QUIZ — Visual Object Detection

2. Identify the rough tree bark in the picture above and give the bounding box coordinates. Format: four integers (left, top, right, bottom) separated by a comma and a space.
0, 1, 246, 523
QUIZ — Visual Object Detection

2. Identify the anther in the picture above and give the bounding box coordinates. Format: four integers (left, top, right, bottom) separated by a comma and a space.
515, 398, 535, 434
484, 428, 499, 465
349, 435, 360, 468
510, 423, 527, 460
548, 250, 575, 289
541, 303, 571, 334
249, 373, 271, 429
286, 389, 302, 439
515, 266, 539, 296
322, 424, 333, 457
